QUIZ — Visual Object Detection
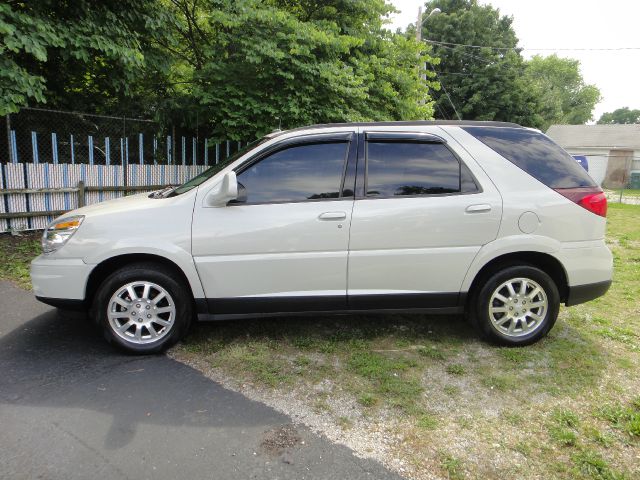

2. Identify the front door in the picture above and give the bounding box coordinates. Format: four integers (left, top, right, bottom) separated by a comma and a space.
192, 132, 356, 314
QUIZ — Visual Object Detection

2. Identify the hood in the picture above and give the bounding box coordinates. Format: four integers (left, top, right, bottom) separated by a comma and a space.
60, 192, 166, 220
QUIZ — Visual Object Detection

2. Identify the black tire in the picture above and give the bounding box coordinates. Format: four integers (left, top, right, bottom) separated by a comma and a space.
469, 265, 560, 346
92, 262, 193, 354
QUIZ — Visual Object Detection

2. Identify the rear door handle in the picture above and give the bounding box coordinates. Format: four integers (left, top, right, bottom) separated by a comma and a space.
465, 204, 492, 213
318, 211, 347, 221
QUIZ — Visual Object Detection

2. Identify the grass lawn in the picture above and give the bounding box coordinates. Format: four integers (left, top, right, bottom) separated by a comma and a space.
0, 231, 41, 289
1, 205, 638, 479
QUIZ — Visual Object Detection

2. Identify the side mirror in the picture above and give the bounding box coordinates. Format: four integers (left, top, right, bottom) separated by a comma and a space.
204, 171, 238, 207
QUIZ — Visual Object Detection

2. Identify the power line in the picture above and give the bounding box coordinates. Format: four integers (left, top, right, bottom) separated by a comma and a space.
425, 39, 640, 52
428, 63, 462, 120
428, 42, 505, 64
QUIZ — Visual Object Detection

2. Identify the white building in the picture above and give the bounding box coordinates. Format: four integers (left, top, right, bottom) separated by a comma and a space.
546, 124, 640, 187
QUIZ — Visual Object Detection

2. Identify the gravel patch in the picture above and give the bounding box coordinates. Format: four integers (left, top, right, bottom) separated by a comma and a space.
169, 351, 426, 479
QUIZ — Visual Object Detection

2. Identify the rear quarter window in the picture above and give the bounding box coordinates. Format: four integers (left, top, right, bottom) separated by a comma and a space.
462, 127, 596, 189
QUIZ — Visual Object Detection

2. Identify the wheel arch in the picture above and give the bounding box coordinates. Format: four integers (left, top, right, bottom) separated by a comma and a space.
466, 251, 569, 307
85, 253, 197, 307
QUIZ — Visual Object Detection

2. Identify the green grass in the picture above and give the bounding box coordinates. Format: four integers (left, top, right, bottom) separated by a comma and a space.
572, 450, 629, 480
595, 398, 640, 439
3, 205, 639, 480
174, 203, 640, 480
416, 412, 439, 430
440, 453, 465, 480
0, 232, 41, 289
445, 363, 466, 375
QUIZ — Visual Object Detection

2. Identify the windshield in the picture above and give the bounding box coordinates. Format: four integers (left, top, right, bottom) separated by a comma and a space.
169, 136, 270, 195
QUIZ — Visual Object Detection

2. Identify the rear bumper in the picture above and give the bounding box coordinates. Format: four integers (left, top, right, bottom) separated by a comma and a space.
565, 280, 611, 306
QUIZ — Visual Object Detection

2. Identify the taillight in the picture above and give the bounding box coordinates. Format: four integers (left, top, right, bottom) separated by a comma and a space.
554, 187, 607, 217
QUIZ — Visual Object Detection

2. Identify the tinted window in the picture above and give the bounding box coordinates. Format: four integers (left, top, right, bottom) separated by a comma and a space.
462, 127, 596, 188
366, 142, 477, 197
236, 142, 348, 204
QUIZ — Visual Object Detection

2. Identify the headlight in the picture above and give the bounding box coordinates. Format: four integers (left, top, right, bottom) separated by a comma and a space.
42, 215, 85, 253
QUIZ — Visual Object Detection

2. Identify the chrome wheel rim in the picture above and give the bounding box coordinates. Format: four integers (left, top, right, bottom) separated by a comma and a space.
107, 281, 176, 345
488, 277, 548, 337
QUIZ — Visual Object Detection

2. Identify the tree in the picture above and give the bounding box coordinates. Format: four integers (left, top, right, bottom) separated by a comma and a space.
163, 0, 438, 139
1, 0, 439, 137
597, 107, 640, 124
524, 55, 600, 130
0, 0, 174, 116
419, 0, 543, 127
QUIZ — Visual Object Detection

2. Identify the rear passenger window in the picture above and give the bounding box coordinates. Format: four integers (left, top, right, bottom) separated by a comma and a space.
462, 127, 596, 188
366, 141, 478, 197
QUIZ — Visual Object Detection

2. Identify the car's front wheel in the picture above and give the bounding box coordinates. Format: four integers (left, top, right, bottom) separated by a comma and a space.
93, 262, 192, 354
471, 265, 560, 346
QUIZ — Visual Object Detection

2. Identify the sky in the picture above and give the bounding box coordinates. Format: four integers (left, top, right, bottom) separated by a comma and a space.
387, 0, 640, 121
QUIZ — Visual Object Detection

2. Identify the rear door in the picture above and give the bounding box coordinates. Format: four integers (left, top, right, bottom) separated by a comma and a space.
347, 129, 502, 310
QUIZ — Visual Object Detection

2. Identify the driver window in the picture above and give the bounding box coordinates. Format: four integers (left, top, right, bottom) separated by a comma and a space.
235, 141, 348, 204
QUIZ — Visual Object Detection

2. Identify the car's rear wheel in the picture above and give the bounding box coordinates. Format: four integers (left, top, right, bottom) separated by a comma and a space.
471, 265, 560, 346
93, 262, 192, 354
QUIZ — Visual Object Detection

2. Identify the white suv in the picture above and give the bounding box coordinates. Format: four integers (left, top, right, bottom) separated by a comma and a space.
30, 121, 613, 353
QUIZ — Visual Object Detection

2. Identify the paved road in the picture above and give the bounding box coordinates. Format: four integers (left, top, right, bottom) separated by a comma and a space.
0, 281, 400, 480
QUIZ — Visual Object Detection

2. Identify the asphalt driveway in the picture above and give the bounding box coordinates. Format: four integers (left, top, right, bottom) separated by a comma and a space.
0, 281, 400, 480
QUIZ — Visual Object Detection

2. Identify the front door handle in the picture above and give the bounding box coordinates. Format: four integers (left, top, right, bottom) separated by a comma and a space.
318, 211, 347, 221
465, 204, 492, 213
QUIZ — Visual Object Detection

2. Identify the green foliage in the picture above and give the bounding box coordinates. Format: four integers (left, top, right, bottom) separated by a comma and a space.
524, 54, 601, 130
597, 107, 640, 124
1, 0, 437, 135
167, 0, 437, 139
421, 0, 543, 127
419, 1, 597, 129
0, 1, 174, 116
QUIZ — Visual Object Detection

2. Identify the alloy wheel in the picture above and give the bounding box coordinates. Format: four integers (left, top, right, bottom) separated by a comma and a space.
107, 281, 176, 344
488, 277, 548, 337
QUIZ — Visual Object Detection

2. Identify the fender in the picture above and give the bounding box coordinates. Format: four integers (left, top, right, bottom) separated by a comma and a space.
83, 240, 206, 299
460, 234, 562, 292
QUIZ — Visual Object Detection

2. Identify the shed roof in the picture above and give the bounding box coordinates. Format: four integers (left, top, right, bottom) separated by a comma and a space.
546, 124, 640, 150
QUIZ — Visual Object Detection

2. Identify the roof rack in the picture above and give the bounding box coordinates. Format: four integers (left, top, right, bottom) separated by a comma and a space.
276, 120, 523, 135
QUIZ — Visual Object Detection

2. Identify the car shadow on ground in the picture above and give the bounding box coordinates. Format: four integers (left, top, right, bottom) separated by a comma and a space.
0, 308, 289, 450
186, 311, 476, 351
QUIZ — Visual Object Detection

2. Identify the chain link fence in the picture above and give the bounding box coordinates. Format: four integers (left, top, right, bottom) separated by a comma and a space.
1, 107, 246, 167
572, 152, 640, 205
0, 107, 251, 232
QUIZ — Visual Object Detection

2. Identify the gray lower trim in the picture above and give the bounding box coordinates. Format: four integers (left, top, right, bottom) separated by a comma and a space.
35, 296, 86, 311
197, 292, 464, 320
565, 280, 611, 306
198, 306, 463, 322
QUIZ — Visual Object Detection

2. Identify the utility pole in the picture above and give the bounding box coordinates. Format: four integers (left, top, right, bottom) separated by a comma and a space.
416, 7, 428, 99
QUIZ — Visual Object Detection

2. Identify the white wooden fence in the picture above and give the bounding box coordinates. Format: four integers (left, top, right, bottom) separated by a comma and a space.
0, 163, 208, 232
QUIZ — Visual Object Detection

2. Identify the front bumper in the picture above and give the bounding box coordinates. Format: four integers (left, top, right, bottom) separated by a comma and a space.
30, 255, 92, 304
